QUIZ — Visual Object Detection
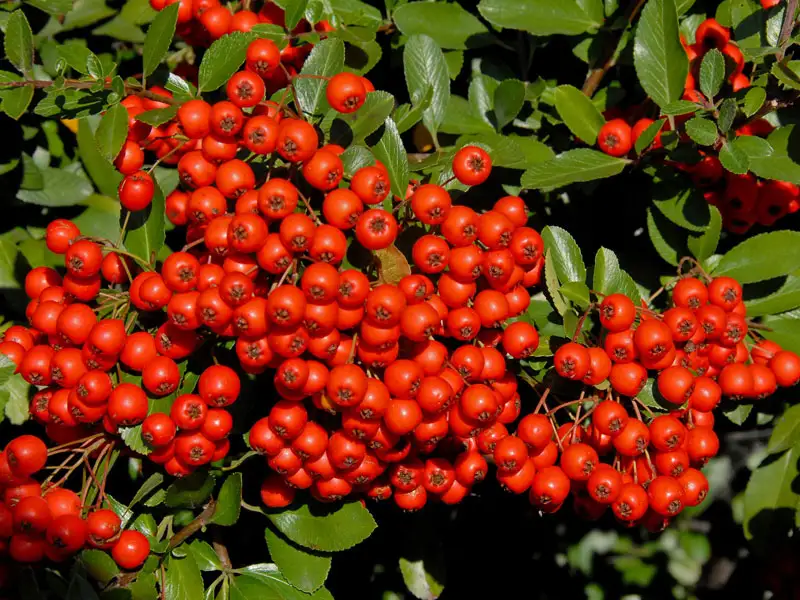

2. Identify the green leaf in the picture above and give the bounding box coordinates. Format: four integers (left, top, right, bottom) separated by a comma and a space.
633, 0, 688, 108
714, 231, 800, 283
95, 103, 129, 162
17, 165, 93, 207
744, 86, 767, 117
5, 11, 34, 75
592, 247, 642, 304
334, 91, 394, 143
660, 100, 701, 115
735, 135, 773, 160
266, 501, 376, 552
699, 48, 725, 98
403, 34, 450, 141
443, 50, 464, 79
93, 15, 146, 43
635, 118, 666, 154
544, 248, 568, 316
646, 207, 686, 266
493, 79, 525, 130
230, 567, 333, 600
768, 404, 800, 455
250, 23, 286, 44
130, 473, 164, 507
723, 403, 752, 425
264, 528, 331, 593
165, 472, 216, 508
393, 86, 433, 134
211, 473, 242, 526
284, 0, 309, 30
687, 205, 722, 261
339, 145, 375, 177
2, 373, 30, 425
199, 32, 259, 92
542, 225, 586, 284
372, 117, 409, 202
73, 194, 122, 241
142, 2, 180, 77
294, 38, 345, 117
554, 84, 605, 145
57, 42, 94, 74
653, 184, 711, 232
165, 554, 204, 600
477, 0, 604, 36
521, 149, 628, 191
717, 97, 737, 133
399, 557, 445, 600
440, 95, 495, 135
684, 117, 718, 146
745, 273, 800, 317
122, 178, 166, 264
0, 71, 33, 119
743, 444, 800, 541
718, 140, 749, 175
393, 1, 490, 50
25, 0, 72, 16
560, 281, 591, 307
0, 239, 18, 291
136, 106, 179, 127
188, 540, 222, 572
468, 74, 497, 129
762, 310, 800, 356
80, 549, 120, 586
78, 118, 123, 197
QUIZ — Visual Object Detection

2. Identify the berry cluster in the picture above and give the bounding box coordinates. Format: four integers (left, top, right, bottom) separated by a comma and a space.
0, 434, 149, 569
147, 0, 331, 92
530, 273, 800, 528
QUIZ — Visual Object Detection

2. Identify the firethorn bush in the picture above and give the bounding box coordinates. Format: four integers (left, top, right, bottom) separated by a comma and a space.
3, 0, 800, 597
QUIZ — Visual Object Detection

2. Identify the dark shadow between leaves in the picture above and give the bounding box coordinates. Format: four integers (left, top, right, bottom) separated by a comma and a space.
743, 276, 787, 301
344, 44, 370, 72
329, 119, 354, 148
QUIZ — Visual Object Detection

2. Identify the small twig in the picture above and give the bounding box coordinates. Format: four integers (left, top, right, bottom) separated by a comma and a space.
582, 0, 647, 96
779, 0, 799, 60
164, 499, 217, 554
213, 535, 232, 571
0, 79, 181, 106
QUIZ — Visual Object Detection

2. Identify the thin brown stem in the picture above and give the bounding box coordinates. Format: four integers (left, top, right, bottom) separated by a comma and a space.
779, 0, 799, 60
582, 0, 647, 96
165, 499, 217, 554
0, 79, 181, 106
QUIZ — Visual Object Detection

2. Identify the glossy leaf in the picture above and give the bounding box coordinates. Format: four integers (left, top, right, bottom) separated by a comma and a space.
95, 102, 129, 162
211, 473, 242, 526
477, 0, 603, 36
593, 247, 642, 304
554, 85, 605, 145
164, 554, 204, 600
403, 34, 450, 141
142, 2, 179, 77
198, 32, 259, 92
5, 11, 34, 75
542, 225, 586, 284
713, 231, 800, 284
165, 472, 216, 508
371, 117, 409, 201
633, 0, 688, 108
295, 38, 345, 117
393, 1, 491, 50
521, 149, 628, 191
266, 500, 376, 552
264, 528, 331, 593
